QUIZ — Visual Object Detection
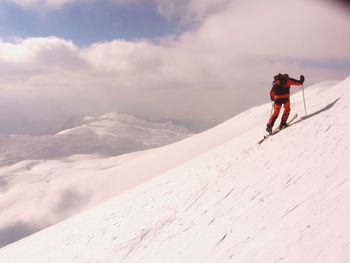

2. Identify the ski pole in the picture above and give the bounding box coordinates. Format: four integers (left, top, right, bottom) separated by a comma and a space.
302, 84, 307, 116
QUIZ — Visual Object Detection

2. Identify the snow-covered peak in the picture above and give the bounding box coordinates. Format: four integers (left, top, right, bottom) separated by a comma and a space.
0, 112, 193, 161
1, 78, 350, 262
59, 112, 191, 137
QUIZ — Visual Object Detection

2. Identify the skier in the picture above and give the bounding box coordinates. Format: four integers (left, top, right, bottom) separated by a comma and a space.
266, 73, 305, 134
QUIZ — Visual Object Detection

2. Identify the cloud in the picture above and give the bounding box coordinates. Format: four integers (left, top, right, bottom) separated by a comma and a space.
0, 0, 349, 134
6, 0, 76, 11
0, 37, 82, 65
79, 0, 350, 119
53, 189, 91, 217
0, 178, 9, 192
193, 0, 350, 60
152, 0, 230, 26
0, 184, 92, 248
0, 221, 41, 248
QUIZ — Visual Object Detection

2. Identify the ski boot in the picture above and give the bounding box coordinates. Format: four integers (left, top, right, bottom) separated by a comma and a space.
266, 124, 273, 134
279, 120, 287, 130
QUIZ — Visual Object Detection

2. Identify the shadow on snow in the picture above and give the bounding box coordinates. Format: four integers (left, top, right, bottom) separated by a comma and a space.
294, 97, 341, 125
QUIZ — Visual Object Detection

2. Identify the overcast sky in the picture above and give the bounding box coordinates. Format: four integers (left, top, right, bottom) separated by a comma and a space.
0, 0, 349, 134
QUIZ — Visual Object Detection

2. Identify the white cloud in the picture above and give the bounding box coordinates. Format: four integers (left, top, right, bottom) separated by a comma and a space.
0, 37, 79, 64
6, 0, 76, 11
152, 0, 230, 27
0, 0, 349, 134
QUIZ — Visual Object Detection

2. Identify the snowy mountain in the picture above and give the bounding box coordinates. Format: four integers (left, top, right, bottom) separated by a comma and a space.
0, 112, 193, 163
0, 78, 350, 262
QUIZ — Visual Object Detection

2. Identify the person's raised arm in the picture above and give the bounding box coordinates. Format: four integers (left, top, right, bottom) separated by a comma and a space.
287, 75, 305, 86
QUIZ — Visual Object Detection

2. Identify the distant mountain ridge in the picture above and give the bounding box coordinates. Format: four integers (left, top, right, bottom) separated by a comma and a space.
0, 112, 193, 163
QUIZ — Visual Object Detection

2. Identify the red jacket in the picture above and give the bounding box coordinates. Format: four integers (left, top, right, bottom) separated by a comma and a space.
270, 78, 303, 100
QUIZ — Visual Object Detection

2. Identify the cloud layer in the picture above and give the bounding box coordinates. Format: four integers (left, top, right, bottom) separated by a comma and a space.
1, 0, 350, 134
7, 0, 76, 11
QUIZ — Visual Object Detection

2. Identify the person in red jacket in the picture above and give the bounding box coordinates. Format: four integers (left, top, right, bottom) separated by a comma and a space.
266, 73, 305, 134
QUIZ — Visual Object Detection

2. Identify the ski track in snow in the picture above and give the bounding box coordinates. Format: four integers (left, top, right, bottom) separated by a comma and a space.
0, 78, 350, 262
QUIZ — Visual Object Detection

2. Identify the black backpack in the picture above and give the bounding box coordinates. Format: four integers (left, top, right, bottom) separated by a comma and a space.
272, 73, 290, 95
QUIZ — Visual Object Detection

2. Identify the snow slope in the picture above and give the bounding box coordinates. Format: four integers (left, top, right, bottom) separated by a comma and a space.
0, 105, 259, 248
1, 78, 350, 262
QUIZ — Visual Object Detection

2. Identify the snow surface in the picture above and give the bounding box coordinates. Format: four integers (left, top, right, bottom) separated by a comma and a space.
0, 78, 350, 262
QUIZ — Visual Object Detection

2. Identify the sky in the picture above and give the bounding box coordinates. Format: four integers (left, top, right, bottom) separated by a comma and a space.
0, 0, 350, 134
0, 1, 179, 45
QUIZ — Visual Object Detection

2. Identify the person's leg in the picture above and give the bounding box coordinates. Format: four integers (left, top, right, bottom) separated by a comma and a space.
267, 103, 282, 129
281, 101, 291, 122
279, 101, 291, 128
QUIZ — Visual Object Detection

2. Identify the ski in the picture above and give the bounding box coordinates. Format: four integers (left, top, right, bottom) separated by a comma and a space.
258, 113, 298, 145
